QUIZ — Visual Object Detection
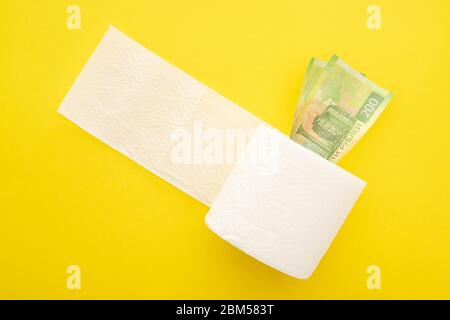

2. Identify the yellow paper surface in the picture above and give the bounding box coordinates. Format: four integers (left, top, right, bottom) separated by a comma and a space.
0, 0, 449, 299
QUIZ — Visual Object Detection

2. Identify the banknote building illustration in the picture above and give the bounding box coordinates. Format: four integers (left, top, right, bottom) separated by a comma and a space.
297, 104, 356, 159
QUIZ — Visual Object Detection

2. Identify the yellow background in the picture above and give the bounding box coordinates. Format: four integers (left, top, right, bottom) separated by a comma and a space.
1, 0, 449, 299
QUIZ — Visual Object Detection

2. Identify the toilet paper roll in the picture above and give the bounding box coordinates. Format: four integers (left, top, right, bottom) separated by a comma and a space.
58, 26, 264, 206
59, 26, 367, 279
205, 125, 366, 279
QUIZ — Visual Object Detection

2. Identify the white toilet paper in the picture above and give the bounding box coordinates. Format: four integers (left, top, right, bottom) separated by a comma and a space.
58, 26, 263, 206
59, 26, 367, 279
205, 125, 366, 279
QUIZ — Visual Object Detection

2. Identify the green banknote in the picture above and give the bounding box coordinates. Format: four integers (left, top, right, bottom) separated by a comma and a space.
291, 55, 392, 162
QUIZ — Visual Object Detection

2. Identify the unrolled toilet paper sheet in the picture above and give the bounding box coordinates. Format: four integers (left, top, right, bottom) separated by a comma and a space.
206, 125, 366, 279
58, 26, 264, 206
